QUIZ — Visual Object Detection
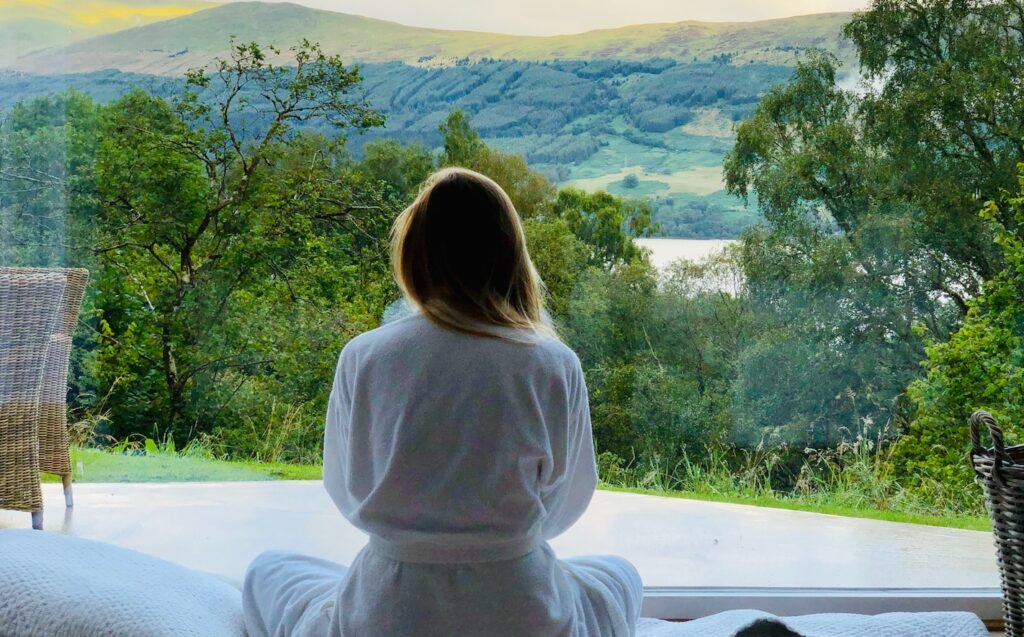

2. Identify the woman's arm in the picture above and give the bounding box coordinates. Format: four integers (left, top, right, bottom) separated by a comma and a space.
323, 351, 357, 517
540, 359, 599, 539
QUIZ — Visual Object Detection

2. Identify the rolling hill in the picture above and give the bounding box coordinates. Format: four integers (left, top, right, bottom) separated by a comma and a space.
8, 1, 855, 75
0, 0, 217, 67
0, 2, 861, 238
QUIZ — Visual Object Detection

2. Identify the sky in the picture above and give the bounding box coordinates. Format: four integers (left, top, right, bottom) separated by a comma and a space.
226, 0, 870, 35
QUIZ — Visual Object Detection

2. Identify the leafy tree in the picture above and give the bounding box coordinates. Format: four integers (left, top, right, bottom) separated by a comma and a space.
438, 108, 484, 167
438, 108, 554, 217
902, 169, 1024, 491
552, 188, 657, 268
471, 148, 555, 218
92, 40, 387, 442
359, 138, 434, 203
0, 91, 101, 268
722, 0, 1024, 450
522, 217, 588, 320
845, 0, 1024, 283
0, 91, 105, 413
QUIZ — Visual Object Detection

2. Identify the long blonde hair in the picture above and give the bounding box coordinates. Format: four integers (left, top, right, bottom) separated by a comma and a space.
390, 167, 555, 340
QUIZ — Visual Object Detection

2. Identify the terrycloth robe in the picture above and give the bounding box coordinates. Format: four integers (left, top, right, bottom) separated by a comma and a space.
243, 311, 644, 637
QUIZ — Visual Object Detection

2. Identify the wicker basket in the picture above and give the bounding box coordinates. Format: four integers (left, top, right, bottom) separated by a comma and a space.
970, 409, 1024, 636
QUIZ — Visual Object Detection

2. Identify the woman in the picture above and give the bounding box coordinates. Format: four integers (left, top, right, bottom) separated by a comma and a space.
243, 167, 643, 636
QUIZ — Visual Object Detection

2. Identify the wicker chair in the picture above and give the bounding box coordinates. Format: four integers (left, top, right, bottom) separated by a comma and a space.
36, 269, 89, 509
0, 268, 69, 529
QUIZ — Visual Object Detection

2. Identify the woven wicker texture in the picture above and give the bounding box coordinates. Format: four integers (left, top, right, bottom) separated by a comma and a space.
971, 410, 1024, 637
40, 270, 86, 477
0, 269, 67, 513
0, 267, 88, 478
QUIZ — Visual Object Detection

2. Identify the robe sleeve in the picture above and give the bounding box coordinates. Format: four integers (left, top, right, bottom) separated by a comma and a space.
323, 350, 357, 518
540, 358, 598, 539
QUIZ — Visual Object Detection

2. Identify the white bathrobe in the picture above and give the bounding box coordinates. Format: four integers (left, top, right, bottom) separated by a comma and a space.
243, 311, 643, 637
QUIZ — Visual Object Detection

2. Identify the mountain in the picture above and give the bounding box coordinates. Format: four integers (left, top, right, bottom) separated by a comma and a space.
9, 1, 856, 75
0, 3, 861, 238
0, 55, 794, 237
0, 0, 217, 67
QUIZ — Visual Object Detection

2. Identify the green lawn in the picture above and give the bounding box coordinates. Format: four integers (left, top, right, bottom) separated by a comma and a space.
599, 484, 992, 532
45, 447, 990, 531
41, 447, 322, 483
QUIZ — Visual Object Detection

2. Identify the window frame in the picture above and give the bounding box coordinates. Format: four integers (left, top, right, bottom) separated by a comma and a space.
641, 587, 1002, 622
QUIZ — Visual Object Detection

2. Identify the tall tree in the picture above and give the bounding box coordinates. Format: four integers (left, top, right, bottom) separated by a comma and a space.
722, 0, 1024, 448
93, 40, 386, 441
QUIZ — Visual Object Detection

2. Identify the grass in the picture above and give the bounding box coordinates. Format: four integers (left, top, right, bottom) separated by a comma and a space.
41, 447, 322, 483
42, 446, 991, 531
599, 483, 991, 532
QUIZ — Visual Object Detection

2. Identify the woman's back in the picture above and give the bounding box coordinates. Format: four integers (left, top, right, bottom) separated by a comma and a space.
324, 312, 592, 564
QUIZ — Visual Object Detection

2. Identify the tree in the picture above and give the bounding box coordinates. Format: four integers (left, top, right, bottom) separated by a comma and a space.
359, 138, 434, 203
901, 168, 1024, 494
552, 188, 657, 268
438, 108, 484, 167
721, 0, 1024, 449
437, 108, 555, 217
0, 91, 101, 269
92, 40, 387, 442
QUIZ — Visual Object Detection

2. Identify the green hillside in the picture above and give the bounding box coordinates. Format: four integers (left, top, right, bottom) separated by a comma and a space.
9, 2, 855, 75
0, 0, 216, 66
1, 2, 858, 238
0, 56, 795, 237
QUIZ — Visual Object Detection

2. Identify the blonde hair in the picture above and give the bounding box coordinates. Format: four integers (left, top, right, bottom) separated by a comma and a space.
390, 167, 555, 340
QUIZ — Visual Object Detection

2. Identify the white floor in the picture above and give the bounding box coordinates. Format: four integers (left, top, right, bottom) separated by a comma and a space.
0, 481, 1000, 590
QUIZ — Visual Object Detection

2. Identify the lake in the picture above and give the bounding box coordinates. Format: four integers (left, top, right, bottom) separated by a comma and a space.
635, 238, 737, 270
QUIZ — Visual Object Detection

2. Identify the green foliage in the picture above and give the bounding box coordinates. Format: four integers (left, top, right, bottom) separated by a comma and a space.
358, 139, 434, 202
438, 108, 556, 217
81, 40, 393, 450
564, 253, 747, 469
719, 0, 1024, 507
439, 108, 485, 167
522, 217, 589, 319
552, 188, 657, 268
902, 169, 1024, 489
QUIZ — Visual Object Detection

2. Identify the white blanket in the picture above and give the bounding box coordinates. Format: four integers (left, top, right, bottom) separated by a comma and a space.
0, 529, 245, 637
0, 529, 991, 637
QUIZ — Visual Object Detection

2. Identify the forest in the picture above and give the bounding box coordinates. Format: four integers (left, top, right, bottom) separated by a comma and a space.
3, 0, 1024, 522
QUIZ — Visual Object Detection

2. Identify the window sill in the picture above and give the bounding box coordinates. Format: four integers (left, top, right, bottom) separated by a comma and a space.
641, 586, 1003, 621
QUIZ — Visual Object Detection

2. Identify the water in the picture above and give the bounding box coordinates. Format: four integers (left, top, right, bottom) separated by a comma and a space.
635, 238, 736, 270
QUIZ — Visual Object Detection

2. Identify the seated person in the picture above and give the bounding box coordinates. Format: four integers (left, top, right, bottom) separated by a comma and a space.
243, 167, 643, 636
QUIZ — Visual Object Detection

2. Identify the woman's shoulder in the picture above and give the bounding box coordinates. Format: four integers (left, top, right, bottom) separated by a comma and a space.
339, 312, 582, 376
339, 312, 426, 360
531, 332, 581, 368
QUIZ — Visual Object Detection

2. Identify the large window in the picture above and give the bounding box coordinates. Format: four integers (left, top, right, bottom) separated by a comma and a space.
3, 0, 1020, 623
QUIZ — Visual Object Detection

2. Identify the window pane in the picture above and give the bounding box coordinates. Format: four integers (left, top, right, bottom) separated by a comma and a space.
0, 1, 1010, 607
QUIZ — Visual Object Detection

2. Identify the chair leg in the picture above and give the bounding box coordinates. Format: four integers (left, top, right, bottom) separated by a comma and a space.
31, 510, 43, 530
62, 474, 73, 507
